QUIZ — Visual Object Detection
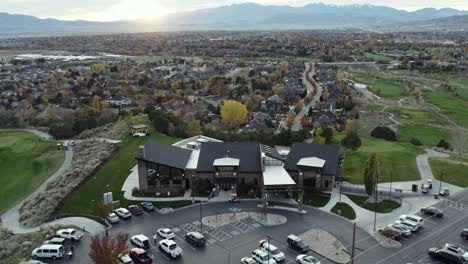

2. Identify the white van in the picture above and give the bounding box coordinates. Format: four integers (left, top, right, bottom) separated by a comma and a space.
32, 244, 64, 259
400, 214, 424, 227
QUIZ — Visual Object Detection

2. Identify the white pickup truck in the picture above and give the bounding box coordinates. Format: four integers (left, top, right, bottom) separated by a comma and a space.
56, 228, 83, 241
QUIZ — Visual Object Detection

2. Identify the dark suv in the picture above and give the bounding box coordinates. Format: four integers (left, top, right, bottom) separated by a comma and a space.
461, 229, 468, 240
185, 232, 206, 247
287, 234, 309, 253
128, 205, 143, 216
428, 247, 465, 264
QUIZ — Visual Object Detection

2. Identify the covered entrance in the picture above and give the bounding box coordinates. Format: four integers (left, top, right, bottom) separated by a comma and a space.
261, 166, 302, 211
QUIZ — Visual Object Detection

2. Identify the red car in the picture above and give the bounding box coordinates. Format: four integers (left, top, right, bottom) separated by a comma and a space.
129, 248, 153, 264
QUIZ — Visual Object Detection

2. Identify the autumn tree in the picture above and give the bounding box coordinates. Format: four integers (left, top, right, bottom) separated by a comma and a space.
92, 63, 105, 74
344, 119, 355, 135
220, 100, 248, 128
272, 86, 284, 95
89, 234, 128, 264
294, 101, 304, 113
286, 113, 296, 128
96, 200, 113, 218
185, 120, 203, 137
452, 131, 467, 163
364, 153, 379, 196
92, 95, 101, 113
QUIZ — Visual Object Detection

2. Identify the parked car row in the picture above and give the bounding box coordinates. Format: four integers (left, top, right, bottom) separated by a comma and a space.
108, 202, 155, 223
31, 228, 83, 260
240, 235, 319, 264
379, 214, 426, 240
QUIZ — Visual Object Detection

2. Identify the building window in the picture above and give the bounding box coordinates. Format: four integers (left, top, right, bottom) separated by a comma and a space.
241, 178, 245, 184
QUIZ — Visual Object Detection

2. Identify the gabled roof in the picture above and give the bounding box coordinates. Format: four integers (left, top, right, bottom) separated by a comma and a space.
261, 144, 283, 161
213, 157, 240, 167
284, 143, 342, 175
136, 141, 192, 170
197, 142, 262, 173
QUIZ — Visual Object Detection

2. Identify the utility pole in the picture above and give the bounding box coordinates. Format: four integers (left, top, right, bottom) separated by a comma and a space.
351, 223, 356, 264
373, 163, 380, 232
199, 201, 203, 233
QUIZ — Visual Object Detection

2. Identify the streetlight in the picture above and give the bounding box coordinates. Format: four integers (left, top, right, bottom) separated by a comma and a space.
373, 163, 381, 232
438, 170, 445, 197
266, 235, 272, 263
199, 201, 203, 233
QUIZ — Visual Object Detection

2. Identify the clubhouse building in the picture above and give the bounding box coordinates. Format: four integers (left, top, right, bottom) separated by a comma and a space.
135, 136, 343, 205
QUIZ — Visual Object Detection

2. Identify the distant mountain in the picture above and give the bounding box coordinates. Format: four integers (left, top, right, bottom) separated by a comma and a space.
0, 3, 467, 36
377, 14, 468, 32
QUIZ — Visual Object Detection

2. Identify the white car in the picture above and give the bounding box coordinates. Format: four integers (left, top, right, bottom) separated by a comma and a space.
158, 228, 175, 239
395, 220, 419, 232
107, 213, 120, 224
400, 215, 424, 227
240, 257, 257, 264
444, 242, 468, 261
296, 254, 320, 264
130, 234, 150, 249
56, 228, 83, 241
115, 208, 132, 219
259, 239, 285, 262
252, 249, 277, 264
159, 239, 182, 258
390, 224, 411, 237
118, 253, 134, 264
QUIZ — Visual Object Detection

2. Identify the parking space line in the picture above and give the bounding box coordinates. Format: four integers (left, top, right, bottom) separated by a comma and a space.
180, 223, 199, 233
204, 227, 232, 242
231, 220, 254, 233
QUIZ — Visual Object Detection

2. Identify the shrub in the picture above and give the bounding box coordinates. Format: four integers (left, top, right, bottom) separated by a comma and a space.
436, 139, 450, 150
370, 126, 396, 141
341, 132, 362, 150
410, 138, 422, 146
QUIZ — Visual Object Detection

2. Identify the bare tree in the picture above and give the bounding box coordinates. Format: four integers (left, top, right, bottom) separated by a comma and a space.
452, 131, 467, 164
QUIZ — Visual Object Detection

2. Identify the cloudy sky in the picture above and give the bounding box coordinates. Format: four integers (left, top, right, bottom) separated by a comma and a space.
2, 0, 467, 21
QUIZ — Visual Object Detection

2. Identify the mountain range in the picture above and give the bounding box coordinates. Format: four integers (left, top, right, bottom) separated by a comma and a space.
0, 3, 467, 36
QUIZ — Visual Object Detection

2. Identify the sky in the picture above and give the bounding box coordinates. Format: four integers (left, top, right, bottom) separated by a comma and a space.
1, 0, 467, 21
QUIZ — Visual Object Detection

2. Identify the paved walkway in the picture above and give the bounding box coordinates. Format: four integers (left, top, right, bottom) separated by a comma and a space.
0, 129, 105, 235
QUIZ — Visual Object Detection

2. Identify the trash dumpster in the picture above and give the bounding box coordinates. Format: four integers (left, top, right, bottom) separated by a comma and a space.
412, 184, 418, 192
434, 194, 439, 199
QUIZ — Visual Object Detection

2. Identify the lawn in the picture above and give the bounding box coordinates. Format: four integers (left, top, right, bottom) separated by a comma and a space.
303, 193, 331, 207
345, 194, 400, 213
386, 107, 449, 126
61, 132, 179, 215
331, 202, 356, 220
397, 124, 453, 147
0, 130, 65, 214
423, 90, 468, 128
339, 135, 424, 184
350, 72, 407, 99
368, 104, 383, 112
362, 53, 393, 62
429, 157, 468, 188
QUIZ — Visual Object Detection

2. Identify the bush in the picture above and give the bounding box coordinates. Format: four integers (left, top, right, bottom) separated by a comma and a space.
410, 138, 422, 146
341, 132, 362, 150
436, 139, 451, 150
370, 126, 396, 141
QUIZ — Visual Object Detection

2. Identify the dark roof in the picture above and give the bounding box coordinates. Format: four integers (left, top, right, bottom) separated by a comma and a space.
261, 144, 284, 161
284, 143, 343, 175
136, 141, 192, 170
197, 142, 262, 173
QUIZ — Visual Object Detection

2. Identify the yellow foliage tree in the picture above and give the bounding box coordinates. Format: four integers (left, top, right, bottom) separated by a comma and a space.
345, 119, 355, 135
92, 63, 105, 73
220, 100, 248, 127
92, 95, 101, 113
286, 113, 296, 128
100, 100, 109, 109
272, 86, 284, 95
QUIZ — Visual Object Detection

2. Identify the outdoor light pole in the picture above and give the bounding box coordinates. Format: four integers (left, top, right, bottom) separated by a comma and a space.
373, 163, 381, 232
438, 170, 445, 196
199, 201, 203, 233
266, 235, 271, 263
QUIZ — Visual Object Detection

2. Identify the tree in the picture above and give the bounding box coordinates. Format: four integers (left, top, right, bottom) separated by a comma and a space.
92, 63, 105, 74
294, 101, 304, 113
344, 119, 355, 135
363, 153, 379, 196
341, 132, 362, 150
185, 120, 202, 137
322, 127, 334, 144
437, 139, 451, 150
286, 113, 296, 128
92, 95, 101, 113
220, 100, 248, 128
452, 132, 467, 163
96, 200, 113, 218
89, 234, 128, 264
100, 100, 109, 109
272, 86, 284, 95
370, 126, 396, 141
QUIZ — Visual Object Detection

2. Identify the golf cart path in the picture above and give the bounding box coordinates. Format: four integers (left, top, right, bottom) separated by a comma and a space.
0, 129, 105, 235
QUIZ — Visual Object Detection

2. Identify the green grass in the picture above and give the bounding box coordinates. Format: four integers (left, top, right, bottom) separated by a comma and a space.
331, 202, 356, 220
61, 132, 179, 215
368, 104, 383, 112
350, 72, 407, 99
387, 107, 448, 125
339, 135, 424, 184
346, 194, 400, 213
362, 53, 393, 62
0, 130, 65, 214
423, 90, 468, 128
397, 124, 453, 147
303, 193, 331, 207
429, 157, 468, 187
